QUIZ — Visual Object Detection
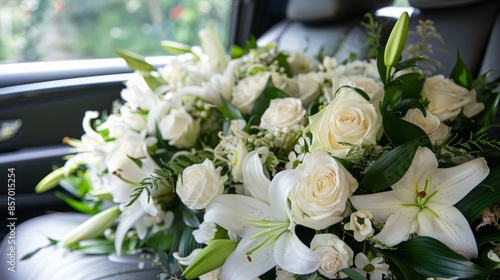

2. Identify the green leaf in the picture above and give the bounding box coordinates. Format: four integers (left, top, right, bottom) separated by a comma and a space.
249, 76, 289, 125
377, 47, 388, 84
272, 52, 293, 77
180, 204, 203, 228
394, 72, 425, 100
383, 80, 404, 111
384, 12, 409, 69
360, 139, 419, 191
394, 56, 426, 73
382, 108, 432, 147
127, 154, 143, 168
476, 245, 500, 273
145, 231, 174, 252
160, 40, 192, 55
182, 239, 237, 279
337, 85, 371, 101
54, 191, 100, 214
178, 227, 203, 259
392, 98, 427, 117
476, 230, 500, 247
381, 236, 492, 279
218, 95, 245, 120
340, 268, 368, 280
450, 50, 473, 90
115, 49, 155, 72
455, 165, 500, 223
142, 72, 166, 91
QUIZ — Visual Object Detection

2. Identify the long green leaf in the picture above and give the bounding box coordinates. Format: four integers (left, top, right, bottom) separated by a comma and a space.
455, 165, 500, 223
115, 49, 155, 72
382, 108, 432, 148
182, 239, 237, 279
340, 268, 368, 280
394, 72, 425, 100
178, 227, 203, 259
381, 237, 491, 279
383, 79, 404, 111
160, 40, 192, 55
54, 191, 100, 214
450, 50, 473, 90
360, 139, 419, 191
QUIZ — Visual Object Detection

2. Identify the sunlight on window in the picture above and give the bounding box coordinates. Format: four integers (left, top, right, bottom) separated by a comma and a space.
0, 0, 232, 64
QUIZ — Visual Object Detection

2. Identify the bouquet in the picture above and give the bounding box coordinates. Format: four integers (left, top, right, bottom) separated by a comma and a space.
34, 12, 500, 279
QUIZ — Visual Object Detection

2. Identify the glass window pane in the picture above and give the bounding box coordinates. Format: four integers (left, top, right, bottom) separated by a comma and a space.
0, 0, 232, 64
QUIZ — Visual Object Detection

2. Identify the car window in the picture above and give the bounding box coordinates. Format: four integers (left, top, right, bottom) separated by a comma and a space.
0, 0, 232, 64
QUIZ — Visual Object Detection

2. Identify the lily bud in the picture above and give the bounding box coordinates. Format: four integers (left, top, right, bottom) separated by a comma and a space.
61, 205, 121, 248
198, 22, 227, 73
384, 11, 410, 70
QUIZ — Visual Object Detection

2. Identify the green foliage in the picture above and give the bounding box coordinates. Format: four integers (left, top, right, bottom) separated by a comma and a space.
360, 138, 420, 191
127, 149, 213, 207
380, 236, 493, 279
182, 239, 237, 279
405, 19, 446, 73
360, 12, 383, 59
450, 50, 473, 90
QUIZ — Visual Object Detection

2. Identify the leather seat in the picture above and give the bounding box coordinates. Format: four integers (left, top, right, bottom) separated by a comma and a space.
258, 0, 500, 81
0, 213, 165, 279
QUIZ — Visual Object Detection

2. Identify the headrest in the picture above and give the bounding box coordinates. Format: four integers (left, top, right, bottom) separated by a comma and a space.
409, 0, 491, 9
286, 0, 391, 22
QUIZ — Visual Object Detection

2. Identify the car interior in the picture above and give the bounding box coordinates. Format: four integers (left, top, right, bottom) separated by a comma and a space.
1, 0, 499, 278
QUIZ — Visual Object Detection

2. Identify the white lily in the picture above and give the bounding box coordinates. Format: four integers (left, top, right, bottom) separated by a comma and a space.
203, 169, 320, 279
350, 147, 489, 259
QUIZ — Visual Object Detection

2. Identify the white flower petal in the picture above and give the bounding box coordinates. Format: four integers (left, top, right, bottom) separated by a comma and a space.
429, 158, 489, 207
139, 190, 158, 217
392, 147, 438, 191
221, 236, 276, 280
373, 207, 419, 247
418, 207, 478, 259
204, 195, 272, 237
350, 190, 415, 222
268, 169, 306, 221
274, 230, 320, 275
242, 148, 271, 203
114, 206, 145, 255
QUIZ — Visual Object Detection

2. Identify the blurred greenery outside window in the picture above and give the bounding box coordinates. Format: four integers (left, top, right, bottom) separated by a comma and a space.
0, 0, 232, 64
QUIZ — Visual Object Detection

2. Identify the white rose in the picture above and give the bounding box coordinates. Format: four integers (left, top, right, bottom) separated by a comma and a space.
422, 74, 477, 121
403, 108, 451, 145
463, 88, 485, 118
308, 90, 382, 158
310, 234, 354, 279
260, 97, 306, 131
286, 51, 318, 74
330, 75, 384, 105
343, 210, 374, 241
296, 72, 321, 108
158, 107, 200, 148
176, 159, 227, 210
231, 72, 270, 114
290, 151, 358, 230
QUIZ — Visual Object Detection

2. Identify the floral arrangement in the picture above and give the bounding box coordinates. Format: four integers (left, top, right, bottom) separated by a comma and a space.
33, 12, 500, 279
